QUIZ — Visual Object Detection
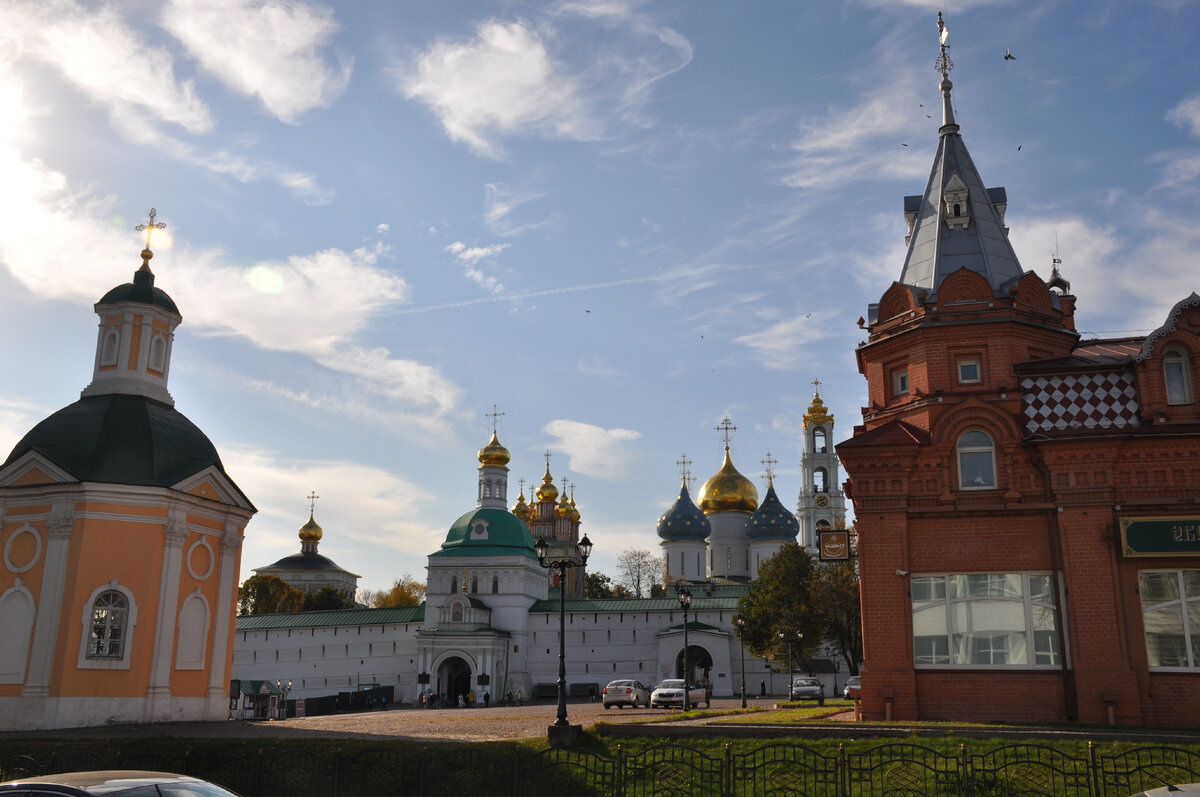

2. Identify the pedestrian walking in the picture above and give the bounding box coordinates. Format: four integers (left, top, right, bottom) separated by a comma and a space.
484, 691, 490, 708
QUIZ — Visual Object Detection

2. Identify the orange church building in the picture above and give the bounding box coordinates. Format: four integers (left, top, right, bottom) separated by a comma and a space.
0, 226, 255, 730
838, 20, 1200, 727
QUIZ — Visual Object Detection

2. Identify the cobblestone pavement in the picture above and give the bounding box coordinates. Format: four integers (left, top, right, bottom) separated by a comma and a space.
1, 697, 778, 743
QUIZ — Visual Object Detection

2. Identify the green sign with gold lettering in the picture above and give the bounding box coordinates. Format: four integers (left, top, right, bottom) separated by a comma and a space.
1120, 516, 1200, 558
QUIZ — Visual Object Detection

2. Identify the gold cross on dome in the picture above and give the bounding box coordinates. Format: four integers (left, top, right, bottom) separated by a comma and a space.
812, 378, 822, 394
544, 450, 552, 467
761, 453, 777, 483
307, 491, 320, 513
136, 208, 166, 250
486, 405, 505, 432
715, 416, 737, 447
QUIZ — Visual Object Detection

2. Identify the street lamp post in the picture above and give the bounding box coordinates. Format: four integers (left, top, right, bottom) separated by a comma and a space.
678, 587, 692, 712
275, 679, 291, 719
734, 615, 747, 708
534, 533, 592, 735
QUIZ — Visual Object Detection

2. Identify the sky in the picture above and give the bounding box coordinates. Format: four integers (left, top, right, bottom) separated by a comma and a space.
1, 0, 1198, 595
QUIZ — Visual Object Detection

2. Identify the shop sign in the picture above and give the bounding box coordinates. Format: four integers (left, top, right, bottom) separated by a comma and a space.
1120, 516, 1200, 557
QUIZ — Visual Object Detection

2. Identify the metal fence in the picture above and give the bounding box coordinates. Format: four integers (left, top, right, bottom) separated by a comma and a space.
3, 741, 1199, 796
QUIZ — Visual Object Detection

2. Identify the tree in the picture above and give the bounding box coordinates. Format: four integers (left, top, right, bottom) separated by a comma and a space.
302, 586, 356, 611
616, 547, 661, 598
586, 571, 616, 599
814, 557, 863, 676
238, 574, 303, 616
359, 574, 426, 608
734, 543, 825, 667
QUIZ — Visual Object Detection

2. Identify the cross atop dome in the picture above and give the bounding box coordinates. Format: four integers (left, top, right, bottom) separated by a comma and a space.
760, 452, 778, 485
135, 207, 167, 273
716, 416, 737, 448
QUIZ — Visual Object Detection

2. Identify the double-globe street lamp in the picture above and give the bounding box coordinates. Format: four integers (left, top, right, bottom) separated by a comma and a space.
733, 615, 747, 708
677, 587, 692, 711
534, 533, 592, 730
778, 630, 803, 693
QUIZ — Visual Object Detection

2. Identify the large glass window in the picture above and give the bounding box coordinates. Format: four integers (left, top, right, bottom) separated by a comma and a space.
911, 573, 1061, 668
88, 590, 128, 659
957, 430, 996, 489
1164, 349, 1194, 406
1139, 569, 1200, 669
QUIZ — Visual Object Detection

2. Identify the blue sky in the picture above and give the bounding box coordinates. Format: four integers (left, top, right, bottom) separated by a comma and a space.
1, 0, 1198, 594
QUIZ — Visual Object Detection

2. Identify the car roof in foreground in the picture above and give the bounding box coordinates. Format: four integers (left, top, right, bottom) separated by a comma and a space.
0, 771, 241, 796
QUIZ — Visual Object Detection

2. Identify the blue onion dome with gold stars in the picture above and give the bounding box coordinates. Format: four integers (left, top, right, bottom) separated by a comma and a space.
298, 510, 323, 543
748, 481, 799, 541
535, 464, 558, 502
698, 448, 759, 514
657, 481, 712, 541
477, 430, 510, 468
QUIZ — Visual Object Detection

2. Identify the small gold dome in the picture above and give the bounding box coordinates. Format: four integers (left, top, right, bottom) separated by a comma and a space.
535, 464, 558, 502
803, 390, 833, 429
698, 448, 759, 514
555, 488, 572, 517
477, 430, 510, 468
298, 511, 323, 542
569, 495, 581, 522
512, 488, 531, 519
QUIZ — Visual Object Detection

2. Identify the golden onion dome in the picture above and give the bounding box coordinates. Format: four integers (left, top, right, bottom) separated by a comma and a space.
698, 447, 759, 514
512, 488, 531, 519
555, 489, 572, 517
477, 430, 510, 468
569, 496, 581, 522
298, 511, 323, 542
535, 464, 558, 502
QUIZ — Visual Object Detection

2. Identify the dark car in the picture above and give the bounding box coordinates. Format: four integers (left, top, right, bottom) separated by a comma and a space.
0, 771, 243, 796
843, 675, 861, 699
789, 677, 825, 705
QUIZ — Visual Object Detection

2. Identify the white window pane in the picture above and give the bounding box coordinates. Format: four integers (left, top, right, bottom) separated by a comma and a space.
1144, 605, 1187, 667
1165, 360, 1189, 405
1140, 571, 1181, 604
1028, 575, 1054, 605
911, 576, 945, 602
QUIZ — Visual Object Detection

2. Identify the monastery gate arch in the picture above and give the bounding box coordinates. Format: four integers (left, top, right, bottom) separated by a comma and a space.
433, 653, 474, 705
675, 644, 713, 685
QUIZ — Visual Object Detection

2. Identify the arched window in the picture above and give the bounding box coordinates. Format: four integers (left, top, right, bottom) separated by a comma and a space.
450, 576, 457, 594
148, 335, 166, 372
1164, 348, 1194, 405
813, 468, 828, 493
87, 590, 128, 659
957, 430, 996, 489
813, 428, 827, 453
451, 603, 463, 622
100, 330, 120, 366
470, 576, 478, 594
491, 575, 499, 594
816, 520, 831, 530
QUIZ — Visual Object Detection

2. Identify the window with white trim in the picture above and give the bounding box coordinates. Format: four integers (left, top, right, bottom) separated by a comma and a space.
893, 369, 909, 397
88, 590, 128, 658
957, 358, 981, 384
1139, 569, 1200, 670
1164, 348, 1194, 405
911, 572, 1061, 668
957, 430, 996, 489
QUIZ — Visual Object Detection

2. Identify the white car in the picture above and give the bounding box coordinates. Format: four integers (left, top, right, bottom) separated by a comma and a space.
602, 679, 650, 708
789, 676, 825, 705
650, 678, 708, 708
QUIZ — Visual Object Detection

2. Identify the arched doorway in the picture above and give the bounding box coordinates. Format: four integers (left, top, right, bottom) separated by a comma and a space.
436, 656, 472, 706
675, 644, 713, 686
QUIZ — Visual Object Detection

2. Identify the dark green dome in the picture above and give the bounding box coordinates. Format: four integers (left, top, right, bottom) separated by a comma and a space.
432, 507, 536, 559
747, 484, 799, 541
99, 267, 179, 315
657, 484, 711, 542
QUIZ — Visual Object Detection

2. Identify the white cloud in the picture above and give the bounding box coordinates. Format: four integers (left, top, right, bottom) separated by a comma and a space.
1167, 93, 1200, 138
402, 20, 593, 159
543, 419, 641, 479
446, 241, 509, 293
377, 223, 390, 234
484, 183, 557, 236
733, 312, 839, 370
162, 0, 352, 124
0, 0, 211, 136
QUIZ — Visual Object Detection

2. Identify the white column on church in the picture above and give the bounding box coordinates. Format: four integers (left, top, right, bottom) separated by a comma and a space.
146, 519, 187, 718
206, 525, 242, 710
21, 513, 73, 699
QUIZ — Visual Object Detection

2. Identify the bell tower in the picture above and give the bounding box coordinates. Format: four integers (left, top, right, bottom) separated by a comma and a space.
796, 380, 846, 549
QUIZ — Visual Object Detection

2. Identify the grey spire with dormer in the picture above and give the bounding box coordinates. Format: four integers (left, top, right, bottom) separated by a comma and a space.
897, 13, 1024, 297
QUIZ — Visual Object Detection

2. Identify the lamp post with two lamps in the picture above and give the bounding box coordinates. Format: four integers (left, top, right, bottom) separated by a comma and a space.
275, 679, 291, 720
778, 630, 803, 694
678, 586, 692, 711
534, 533, 592, 745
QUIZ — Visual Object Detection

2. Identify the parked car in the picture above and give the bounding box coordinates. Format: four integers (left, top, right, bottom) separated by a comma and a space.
789, 677, 825, 705
650, 678, 709, 708
843, 675, 861, 699
0, 771, 244, 796
602, 679, 650, 709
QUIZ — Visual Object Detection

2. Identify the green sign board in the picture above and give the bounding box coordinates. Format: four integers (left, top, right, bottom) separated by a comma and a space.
1120, 516, 1200, 558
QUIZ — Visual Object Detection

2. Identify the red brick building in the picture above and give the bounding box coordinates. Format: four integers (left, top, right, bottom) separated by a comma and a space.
837, 20, 1200, 726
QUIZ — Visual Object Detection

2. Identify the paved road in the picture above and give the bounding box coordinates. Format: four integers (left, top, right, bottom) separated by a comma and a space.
0, 697, 780, 743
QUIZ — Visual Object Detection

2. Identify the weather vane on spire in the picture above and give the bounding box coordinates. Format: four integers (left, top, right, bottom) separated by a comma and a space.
936, 12, 953, 77
307, 490, 320, 514
486, 404, 505, 433
761, 452, 778, 484
715, 416, 737, 447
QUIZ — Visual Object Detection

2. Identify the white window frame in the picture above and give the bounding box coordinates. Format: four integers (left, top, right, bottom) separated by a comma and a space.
893, 369, 909, 397
957, 357, 982, 384
1139, 569, 1200, 671
911, 572, 1065, 669
957, 430, 997, 490
1163, 348, 1194, 406
78, 581, 138, 670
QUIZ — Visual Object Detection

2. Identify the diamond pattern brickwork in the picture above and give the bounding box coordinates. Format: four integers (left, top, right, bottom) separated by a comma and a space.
1021, 371, 1140, 434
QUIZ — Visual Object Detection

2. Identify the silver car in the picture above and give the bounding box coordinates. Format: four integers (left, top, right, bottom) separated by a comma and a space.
602, 678, 650, 709
789, 676, 825, 705
0, 771, 244, 796
650, 678, 708, 708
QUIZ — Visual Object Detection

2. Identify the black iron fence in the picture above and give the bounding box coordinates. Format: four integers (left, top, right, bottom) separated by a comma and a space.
3, 741, 1199, 796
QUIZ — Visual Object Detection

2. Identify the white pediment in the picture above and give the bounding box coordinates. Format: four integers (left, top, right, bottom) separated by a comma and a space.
0, 451, 78, 489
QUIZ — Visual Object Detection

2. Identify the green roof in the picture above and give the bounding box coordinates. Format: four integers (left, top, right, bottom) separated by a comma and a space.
235, 605, 424, 630
431, 507, 536, 558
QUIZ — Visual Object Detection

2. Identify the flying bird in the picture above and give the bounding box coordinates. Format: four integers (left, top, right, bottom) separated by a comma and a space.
901, 143, 909, 147
926, 114, 932, 118
1017, 145, 1022, 151
1005, 49, 1016, 60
